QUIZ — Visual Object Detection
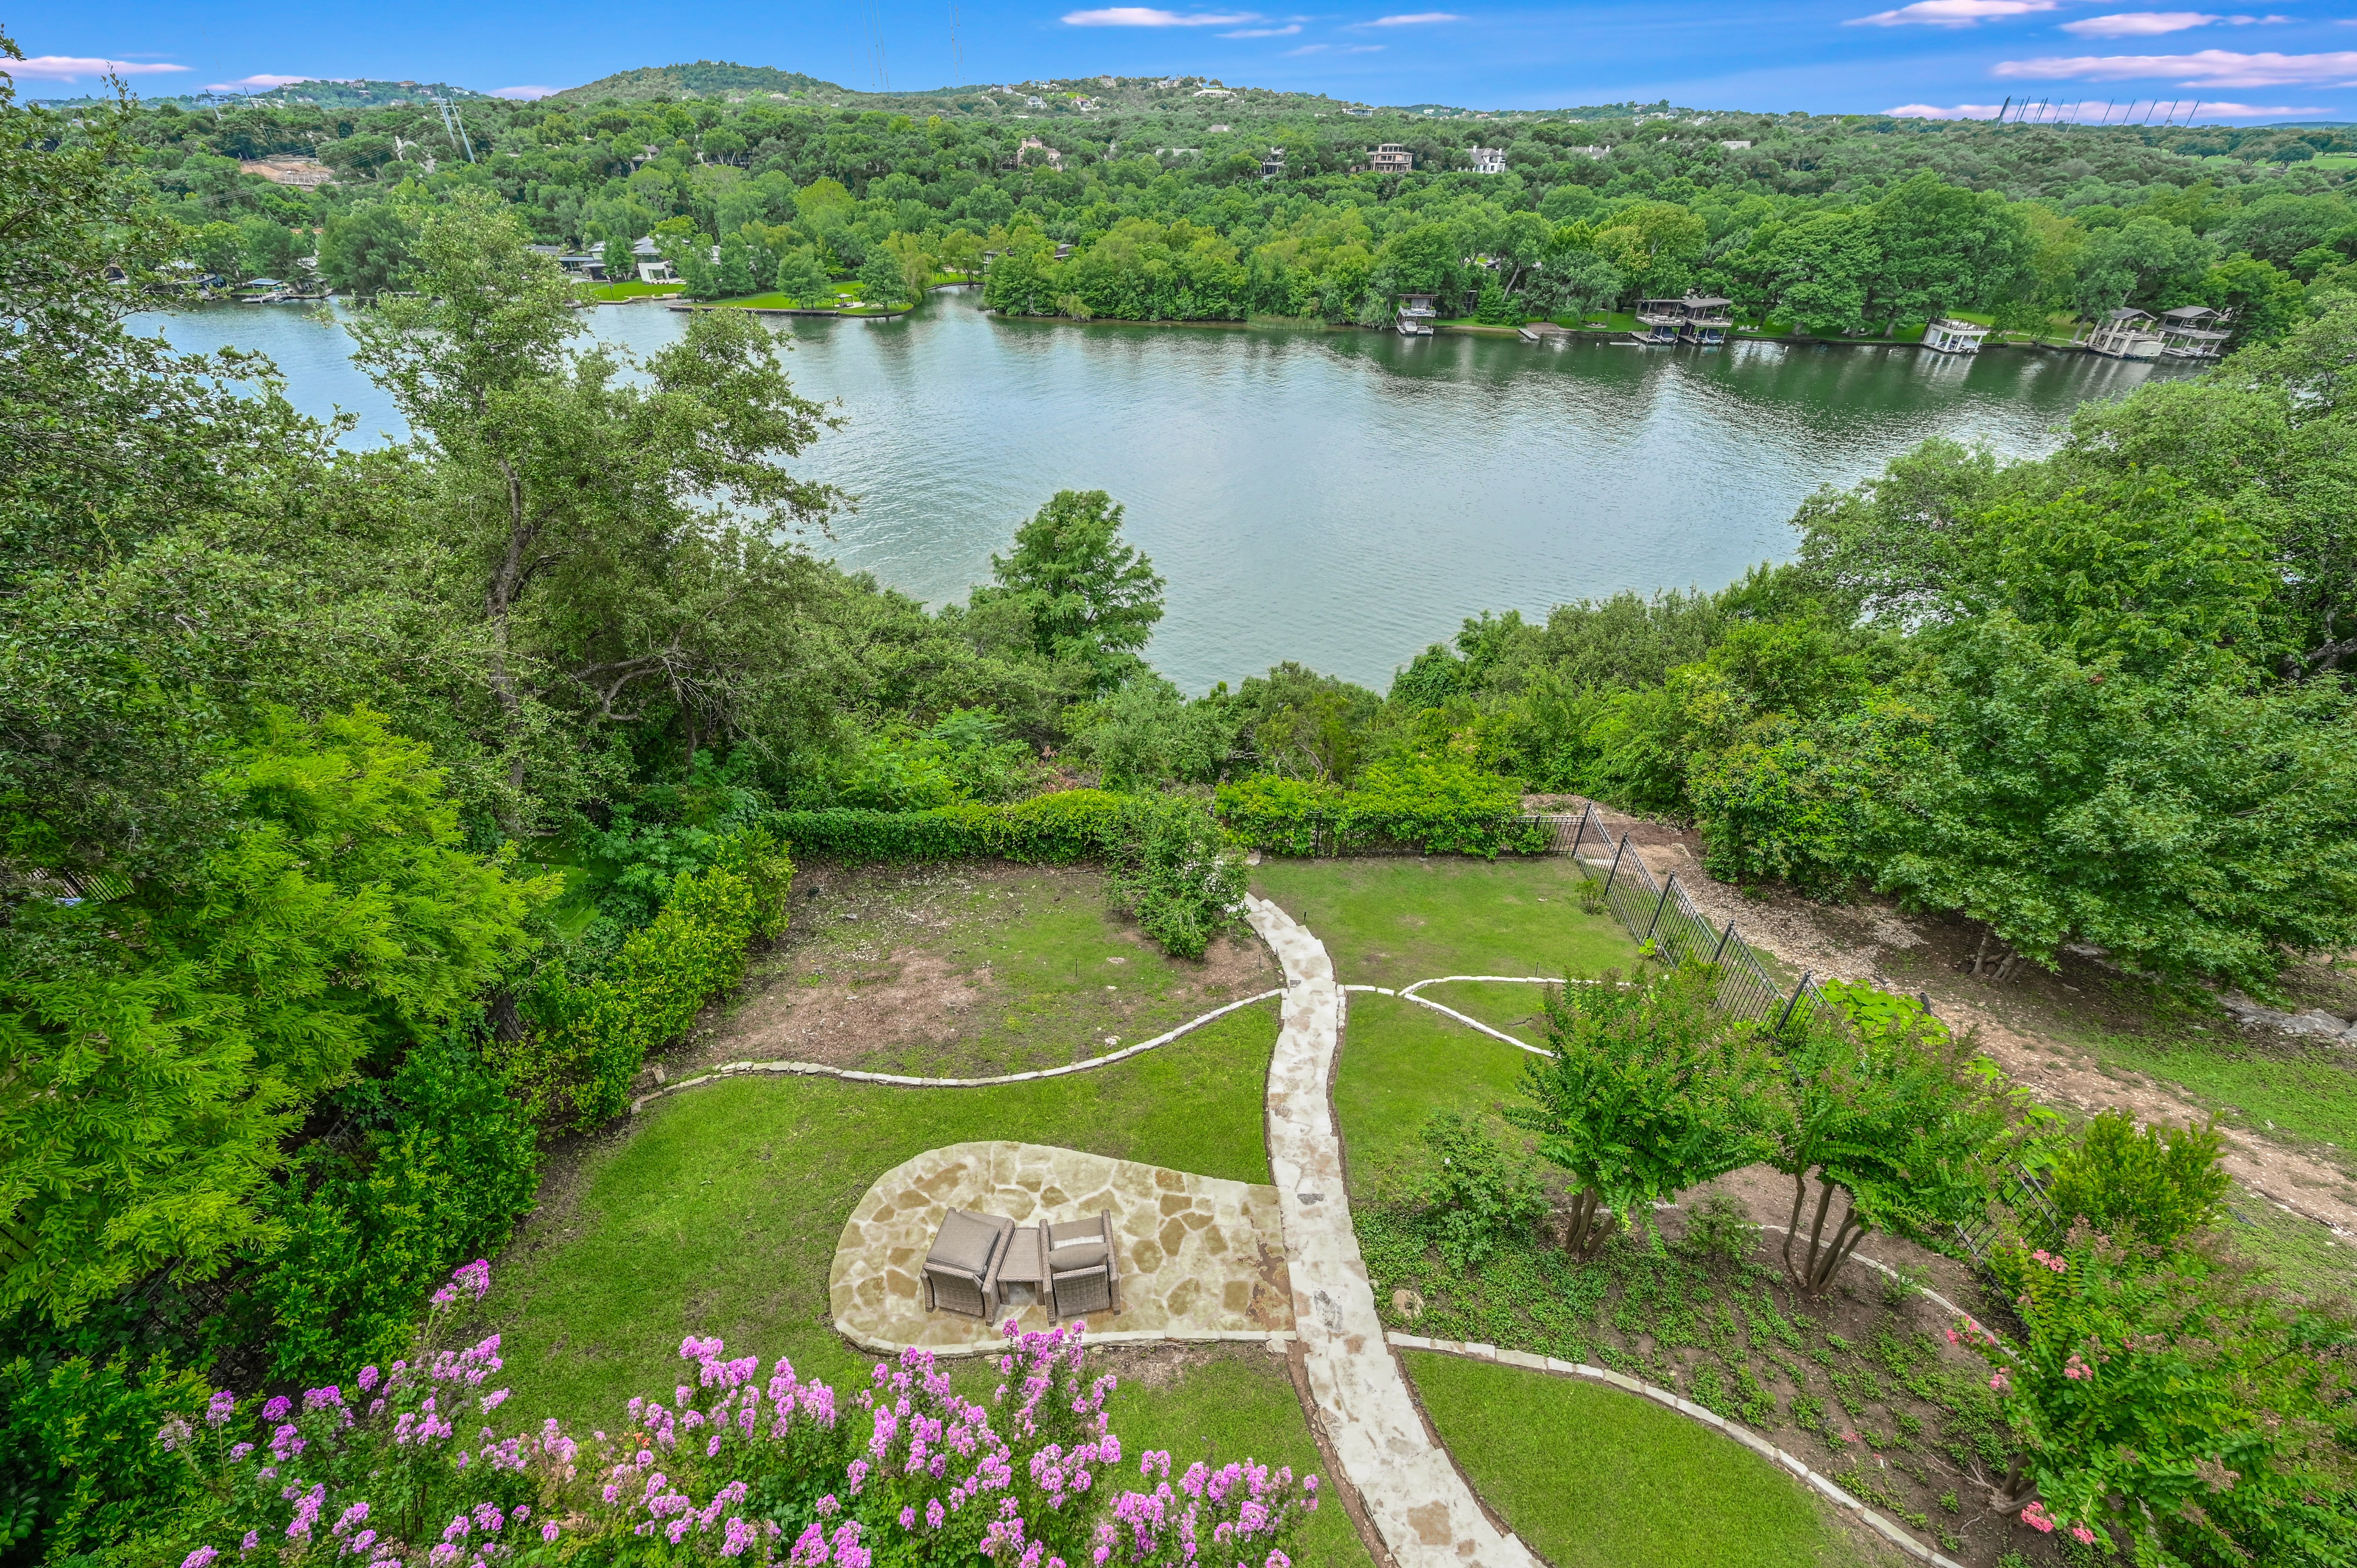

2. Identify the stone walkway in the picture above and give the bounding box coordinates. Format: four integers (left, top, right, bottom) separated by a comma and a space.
830, 1140, 1294, 1355
1246, 894, 1544, 1568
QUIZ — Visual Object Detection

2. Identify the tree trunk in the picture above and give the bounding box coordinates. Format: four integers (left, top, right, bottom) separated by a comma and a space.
1784, 1171, 1871, 1297
1563, 1186, 1611, 1261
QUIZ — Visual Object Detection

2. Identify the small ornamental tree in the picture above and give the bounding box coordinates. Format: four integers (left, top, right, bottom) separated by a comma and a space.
1954, 1229, 2357, 1563
1507, 966, 1775, 1260
2044, 1108, 2230, 1253
1767, 980, 2018, 1296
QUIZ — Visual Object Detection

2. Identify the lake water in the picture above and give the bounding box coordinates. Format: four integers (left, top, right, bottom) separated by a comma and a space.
137, 292, 2186, 695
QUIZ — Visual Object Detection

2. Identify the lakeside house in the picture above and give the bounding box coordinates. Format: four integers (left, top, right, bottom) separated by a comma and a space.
629, 235, 677, 286
1470, 147, 1507, 174
1923, 318, 1991, 355
2157, 304, 2234, 359
2086, 308, 2164, 360
1396, 292, 1438, 336
1368, 143, 1413, 174
1634, 295, 1734, 345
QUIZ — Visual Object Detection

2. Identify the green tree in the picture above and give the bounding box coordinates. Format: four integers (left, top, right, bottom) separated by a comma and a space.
977, 490, 1165, 689
857, 246, 906, 307
1766, 982, 2014, 1295
0, 706, 549, 1325
317, 199, 417, 295
1506, 966, 1774, 1260
342, 190, 841, 825
601, 232, 635, 283
773, 244, 830, 305
1868, 171, 2033, 329
884, 230, 934, 304
2044, 1110, 2228, 1253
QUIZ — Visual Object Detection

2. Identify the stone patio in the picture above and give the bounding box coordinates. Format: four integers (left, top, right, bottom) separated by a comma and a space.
830, 1141, 1294, 1354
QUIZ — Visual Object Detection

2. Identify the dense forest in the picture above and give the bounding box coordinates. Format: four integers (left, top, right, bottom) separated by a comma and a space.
60, 56, 2357, 335
7, 37, 2357, 1568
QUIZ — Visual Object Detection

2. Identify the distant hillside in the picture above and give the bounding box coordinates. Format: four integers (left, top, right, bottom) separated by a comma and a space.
548, 62, 839, 105
33, 77, 487, 110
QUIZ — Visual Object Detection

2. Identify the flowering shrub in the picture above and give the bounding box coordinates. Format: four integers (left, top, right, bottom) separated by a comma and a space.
143, 1264, 1317, 1568
1952, 1229, 2357, 1563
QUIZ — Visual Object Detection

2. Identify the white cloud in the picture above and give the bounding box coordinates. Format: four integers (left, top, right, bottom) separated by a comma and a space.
207, 73, 313, 91
1285, 42, 1329, 52
1995, 48, 2357, 84
2182, 98, 2333, 112
1221, 22, 1302, 34
1848, 0, 2054, 28
5, 54, 190, 82
1884, 101, 2010, 116
1062, 7, 1259, 23
1366, 12, 1461, 24
2060, 12, 2288, 36
1343, 43, 1386, 49
491, 85, 557, 99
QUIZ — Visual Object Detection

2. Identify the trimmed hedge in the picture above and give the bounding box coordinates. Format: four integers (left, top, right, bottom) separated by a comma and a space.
1216, 759, 1547, 858
501, 827, 794, 1131
766, 789, 1135, 864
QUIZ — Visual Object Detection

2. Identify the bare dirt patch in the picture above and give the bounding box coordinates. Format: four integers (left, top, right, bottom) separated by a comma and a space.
660, 859, 1277, 1081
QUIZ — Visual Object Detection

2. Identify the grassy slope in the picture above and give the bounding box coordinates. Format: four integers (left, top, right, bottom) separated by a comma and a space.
1406, 1353, 1854, 1568
1335, 993, 1539, 1203
483, 1002, 1277, 1421
1250, 855, 1634, 990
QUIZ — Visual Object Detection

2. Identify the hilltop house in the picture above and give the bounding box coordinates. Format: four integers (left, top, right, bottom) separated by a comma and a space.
1470, 147, 1507, 174
1260, 146, 1286, 178
1368, 143, 1413, 174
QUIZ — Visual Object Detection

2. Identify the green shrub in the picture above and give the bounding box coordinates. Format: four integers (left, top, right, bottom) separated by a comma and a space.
2044, 1109, 2229, 1252
1211, 774, 1340, 856
768, 789, 1133, 865
0, 1353, 208, 1562
1215, 758, 1544, 858
1338, 756, 1545, 856
500, 826, 794, 1130
1104, 794, 1245, 960
253, 1037, 542, 1384
1410, 1111, 1552, 1270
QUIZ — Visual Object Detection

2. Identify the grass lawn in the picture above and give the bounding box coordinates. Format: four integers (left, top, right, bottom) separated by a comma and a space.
479, 999, 1278, 1420
2067, 1027, 2357, 1153
1335, 992, 1538, 1203
1250, 855, 1634, 990
581, 280, 684, 301
1405, 1353, 1857, 1568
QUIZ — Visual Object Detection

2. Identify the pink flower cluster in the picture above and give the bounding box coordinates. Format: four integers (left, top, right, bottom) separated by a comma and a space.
430, 1259, 493, 1308
2028, 1249, 2068, 1274
1093, 1449, 1316, 1567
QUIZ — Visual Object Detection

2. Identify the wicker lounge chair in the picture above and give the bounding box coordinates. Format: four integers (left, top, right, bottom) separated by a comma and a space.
923, 1209, 1014, 1318
1045, 1212, 1119, 1322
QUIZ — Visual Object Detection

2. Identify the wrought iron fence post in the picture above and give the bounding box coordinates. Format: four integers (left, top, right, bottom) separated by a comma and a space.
1776, 969, 1813, 1032
1568, 805, 1589, 858
1645, 873, 1674, 943
1711, 919, 1734, 967
1603, 831, 1627, 895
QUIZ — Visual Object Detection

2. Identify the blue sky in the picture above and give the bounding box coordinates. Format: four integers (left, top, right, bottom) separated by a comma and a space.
13, 1, 2354, 120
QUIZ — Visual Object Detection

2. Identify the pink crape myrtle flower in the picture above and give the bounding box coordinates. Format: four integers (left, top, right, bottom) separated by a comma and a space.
2020, 1501, 2056, 1533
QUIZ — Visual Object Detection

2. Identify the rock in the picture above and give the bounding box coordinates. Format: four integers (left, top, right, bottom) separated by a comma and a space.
2283, 1010, 2355, 1041
2218, 993, 2353, 1041
1392, 1287, 1424, 1321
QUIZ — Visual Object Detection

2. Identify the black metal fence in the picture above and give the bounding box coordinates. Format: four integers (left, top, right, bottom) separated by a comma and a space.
1529, 805, 1863, 1049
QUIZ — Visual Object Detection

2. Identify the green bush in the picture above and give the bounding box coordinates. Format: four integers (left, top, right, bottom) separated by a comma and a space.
1217, 757, 1544, 858
1410, 1110, 1551, 1270
0, 1353, 207, 1562
252, 1038, 542, 1384
1104, 793, 1245, 960
2044, 1109, 2229, 1252
1211, 774, 1340, 855
501, 827, 793, 1130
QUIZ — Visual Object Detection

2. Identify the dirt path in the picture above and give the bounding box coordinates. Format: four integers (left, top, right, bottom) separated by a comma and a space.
1539, 797, 2357, 1246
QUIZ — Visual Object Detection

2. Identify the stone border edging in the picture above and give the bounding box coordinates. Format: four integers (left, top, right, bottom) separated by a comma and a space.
839, 1325, 1297, 1359
1386, 1334, 1966, 1568
626, 988, 1285, 1113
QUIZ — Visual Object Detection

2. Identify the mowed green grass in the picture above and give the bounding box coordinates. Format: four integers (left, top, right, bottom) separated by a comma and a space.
1336, 992, 1544, 1203
1406, 1354, 1856, 1568
481, 1001, 1277, 1423
1250, 856, 1635, 990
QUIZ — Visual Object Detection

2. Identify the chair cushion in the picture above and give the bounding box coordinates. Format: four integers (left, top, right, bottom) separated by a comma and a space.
1047, 1239, 1108, 1273
928, 1210, 1006, 1277
1047, 1216, 1104, 1249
